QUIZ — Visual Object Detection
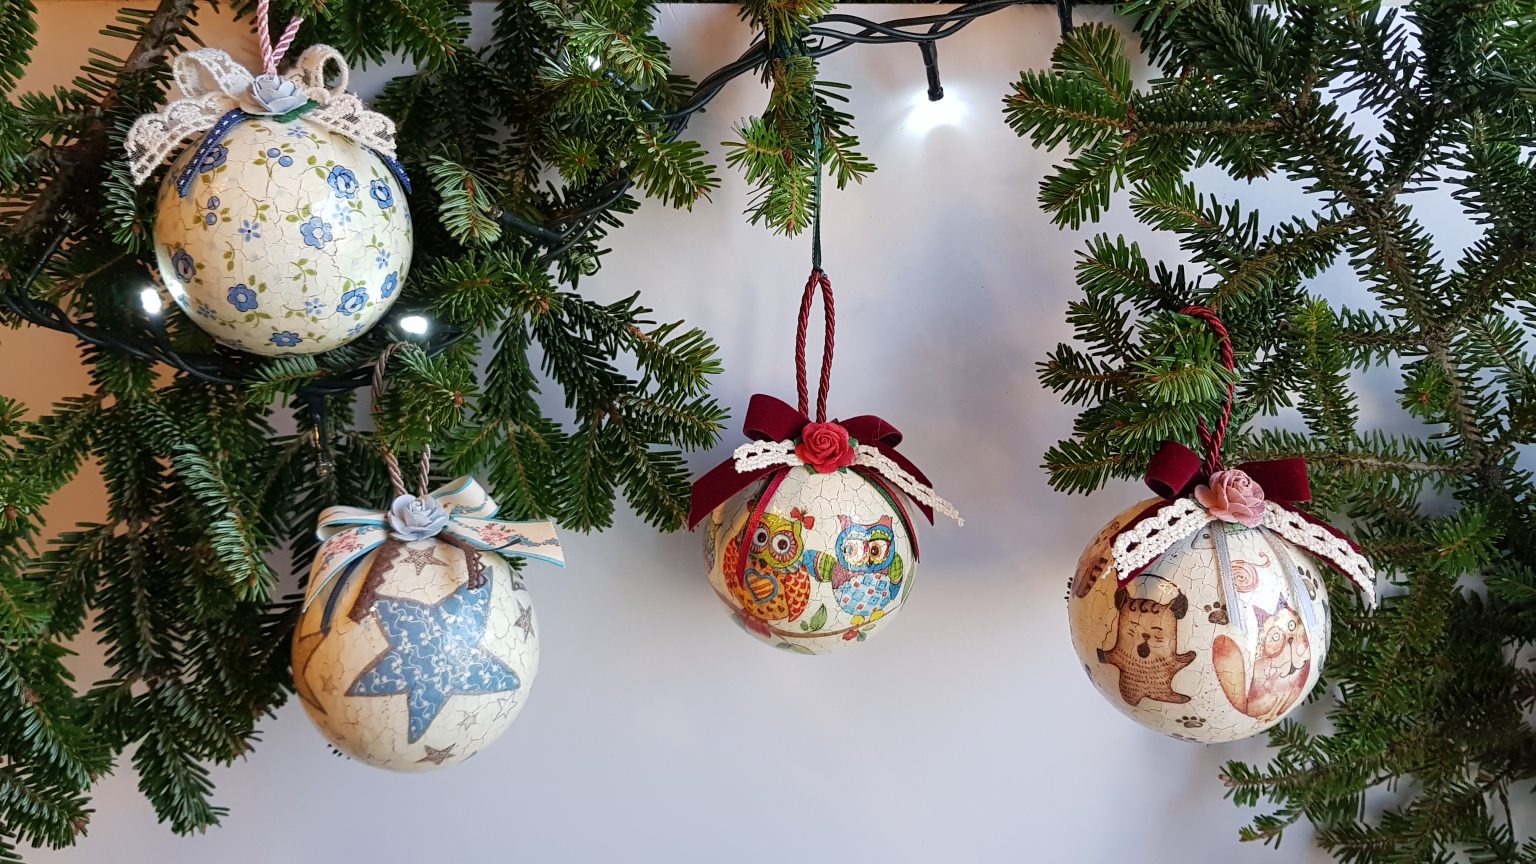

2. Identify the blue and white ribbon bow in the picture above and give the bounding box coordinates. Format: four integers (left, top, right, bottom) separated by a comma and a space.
301, 476, 564, 615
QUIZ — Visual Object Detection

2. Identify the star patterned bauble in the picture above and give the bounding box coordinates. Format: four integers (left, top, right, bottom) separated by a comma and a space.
291, 478, 562, 771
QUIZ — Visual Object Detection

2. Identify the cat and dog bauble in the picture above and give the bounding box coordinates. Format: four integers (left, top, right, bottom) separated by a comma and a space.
1068, 461, 1377, 743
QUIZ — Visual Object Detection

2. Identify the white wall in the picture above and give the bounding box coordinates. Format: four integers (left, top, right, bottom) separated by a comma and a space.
8, 4, 1379, 862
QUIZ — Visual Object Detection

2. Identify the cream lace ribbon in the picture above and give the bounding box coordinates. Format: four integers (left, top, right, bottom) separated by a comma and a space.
124, 46, 399, 185
730, 440, 964, 526
1110, 498, 1377, 605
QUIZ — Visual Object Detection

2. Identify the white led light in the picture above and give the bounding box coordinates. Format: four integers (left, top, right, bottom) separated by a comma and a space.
905, 88, 967, 134
139, 287, 163, 316
398, 314, 430, 336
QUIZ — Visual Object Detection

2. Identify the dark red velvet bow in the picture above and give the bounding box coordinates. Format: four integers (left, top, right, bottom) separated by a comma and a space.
1143, 441, 1312, 504
1115, 440, 1362, 584
687, 393, 937, 530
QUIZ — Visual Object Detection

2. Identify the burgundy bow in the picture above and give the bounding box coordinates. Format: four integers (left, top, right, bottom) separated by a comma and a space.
1144, 441, 1312, 503
1115, 440, 1363, 584
687, 393, 937, 531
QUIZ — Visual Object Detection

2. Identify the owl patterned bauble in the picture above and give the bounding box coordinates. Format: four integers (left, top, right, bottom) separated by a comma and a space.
292, 478, 563, 771
126, 46, 410, 355
1068, 499, 1334, 742
690, 393, 963, 653
152, 118, 410, 355
704, 466, 918, 652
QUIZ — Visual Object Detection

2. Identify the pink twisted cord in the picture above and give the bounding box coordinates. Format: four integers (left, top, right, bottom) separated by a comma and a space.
256, 0, 304, 76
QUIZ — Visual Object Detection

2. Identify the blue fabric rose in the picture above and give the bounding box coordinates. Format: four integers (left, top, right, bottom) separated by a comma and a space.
197, 144, 227, 173
369, 178, 394, 208
381, 272, 398, 299
171, 249, 195, 282
227, 284, 258, 312
270, 331, 301, 348
241, 74, 308, 116
337, 287, 368, 315
299, 216, 332, 249
388, 494, 450, 542
328, 166, 358, 198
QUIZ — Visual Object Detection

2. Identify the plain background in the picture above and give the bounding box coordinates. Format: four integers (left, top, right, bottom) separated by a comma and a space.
8, 3, 1491, 862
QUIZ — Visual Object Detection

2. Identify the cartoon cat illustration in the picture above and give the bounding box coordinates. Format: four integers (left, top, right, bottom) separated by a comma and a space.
1212, 597, 1311, 722
1096, 581, 1196, 705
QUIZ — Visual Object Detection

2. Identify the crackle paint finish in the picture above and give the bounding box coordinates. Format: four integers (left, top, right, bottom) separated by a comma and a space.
704, 466, 917, 653
152, 118, 411, 355
1067, 499, 1332, 743
291, 538, 536, 771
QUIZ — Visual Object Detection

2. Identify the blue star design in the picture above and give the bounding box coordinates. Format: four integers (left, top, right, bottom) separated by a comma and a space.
346, 582, 519, 743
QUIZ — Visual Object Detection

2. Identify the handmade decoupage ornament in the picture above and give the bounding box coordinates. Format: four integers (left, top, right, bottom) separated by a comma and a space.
124, 10, 411, 356
292, 476, 563, 771
689, 270, 962, 653
1067, 308, 1377, 742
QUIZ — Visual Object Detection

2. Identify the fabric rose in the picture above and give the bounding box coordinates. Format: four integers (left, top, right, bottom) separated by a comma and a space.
387, 494, 450, 541
795, 422, 857, 474
242, 74, 308, 115
1194, 469, 1267, 528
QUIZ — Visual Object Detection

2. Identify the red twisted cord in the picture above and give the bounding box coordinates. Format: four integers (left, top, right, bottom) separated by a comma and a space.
795, 269, 835, 423
1180, 305, 1235, 476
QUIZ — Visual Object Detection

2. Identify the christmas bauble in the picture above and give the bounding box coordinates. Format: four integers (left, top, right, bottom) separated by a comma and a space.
153, 117, 411, 355
292, 479, 561, 771
704, 466, 917, 652
1067, 499, 1332, 743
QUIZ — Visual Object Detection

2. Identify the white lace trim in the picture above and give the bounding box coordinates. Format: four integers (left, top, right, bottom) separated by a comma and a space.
1110, 498, 1211, 577
1263, 507, 1377, 606
125, 46, 398, 184
728, 439, 963, 525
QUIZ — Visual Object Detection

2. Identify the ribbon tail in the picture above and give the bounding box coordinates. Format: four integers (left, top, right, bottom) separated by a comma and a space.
1238, 458, 1312, 504
1263, 504, 1378, 605
688, 460, 778, 530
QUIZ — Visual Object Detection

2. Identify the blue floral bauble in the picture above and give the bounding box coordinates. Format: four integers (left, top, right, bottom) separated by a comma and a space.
153, 118, 411, 356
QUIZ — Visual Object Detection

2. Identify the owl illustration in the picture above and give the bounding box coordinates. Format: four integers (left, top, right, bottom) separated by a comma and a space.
823, 515, 905, 626
722, 511, 817, 625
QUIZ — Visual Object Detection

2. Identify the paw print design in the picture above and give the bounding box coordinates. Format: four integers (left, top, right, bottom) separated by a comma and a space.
1177, 715, 1206, 729
1205, 601, 1229, 625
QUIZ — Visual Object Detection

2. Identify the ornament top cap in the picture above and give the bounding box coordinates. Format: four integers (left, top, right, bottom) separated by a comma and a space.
124, 46, 399, 185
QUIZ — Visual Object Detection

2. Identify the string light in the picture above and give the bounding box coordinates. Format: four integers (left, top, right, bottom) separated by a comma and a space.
398, 314, 431, 336
139, 287, 163, 316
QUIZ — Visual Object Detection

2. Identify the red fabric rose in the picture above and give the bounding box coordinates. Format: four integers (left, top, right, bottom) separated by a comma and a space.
1194, 469, 1267, 528
795, 422, 857, 474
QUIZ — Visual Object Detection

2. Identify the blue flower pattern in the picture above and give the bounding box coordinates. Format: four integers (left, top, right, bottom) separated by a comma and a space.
369, 179, 394, 209
337, 287, 369, 315
328, 166, 358, 198
197, 145, 228, 173
227, 284, 258, 312
171, 249, 195, 282
170, 142, 408, 351
300, 216, 333, 249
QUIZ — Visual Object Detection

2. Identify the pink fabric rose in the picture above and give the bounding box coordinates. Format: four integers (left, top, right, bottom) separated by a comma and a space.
1194, 469, 1267, 528
795, 422, 857, 474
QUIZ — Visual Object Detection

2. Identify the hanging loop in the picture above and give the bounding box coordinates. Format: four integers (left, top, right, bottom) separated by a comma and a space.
256, 0, 304, 77
1179, 305, 1236, 476
370, 343, 433, 499
795, 270, 836, 424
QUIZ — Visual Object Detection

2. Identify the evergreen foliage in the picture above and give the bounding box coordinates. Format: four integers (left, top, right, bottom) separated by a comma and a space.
1008, 2, 1536, 860
0, 0, 731, 854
